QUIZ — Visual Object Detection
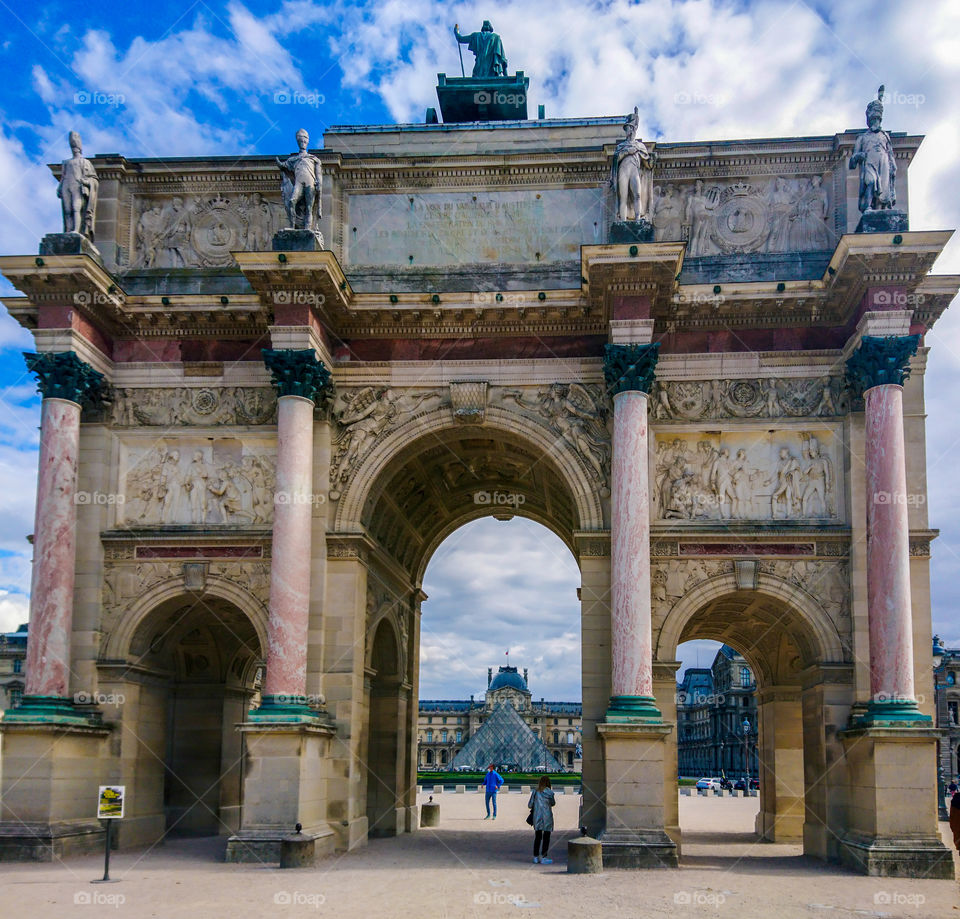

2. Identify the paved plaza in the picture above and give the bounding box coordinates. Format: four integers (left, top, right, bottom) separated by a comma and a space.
2, 794, 955, 918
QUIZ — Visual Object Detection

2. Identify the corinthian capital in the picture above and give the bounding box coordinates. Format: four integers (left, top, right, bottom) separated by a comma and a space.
844, 334, 920, 396
262, 348, 332, 402
23, 350, 106, 406
603, 342, 661, 396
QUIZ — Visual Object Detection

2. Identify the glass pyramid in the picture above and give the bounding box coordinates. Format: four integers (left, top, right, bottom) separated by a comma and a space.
450, 701, 565, 772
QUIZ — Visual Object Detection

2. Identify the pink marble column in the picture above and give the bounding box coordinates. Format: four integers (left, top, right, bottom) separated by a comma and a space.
262, 394, 315, 704
864, 384, 915, 706
23, 397, 82, 699
609, 389, 658, 717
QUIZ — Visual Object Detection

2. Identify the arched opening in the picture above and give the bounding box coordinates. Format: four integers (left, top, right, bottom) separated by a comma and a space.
660, 581, 851, 861
120, 594, 262, 838
351, 418, 596, 844
366, 618, 403, 837
417, 517, 582, 784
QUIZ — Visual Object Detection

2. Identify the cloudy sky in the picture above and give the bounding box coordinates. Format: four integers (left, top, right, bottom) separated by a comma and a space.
0, 0, 958, 700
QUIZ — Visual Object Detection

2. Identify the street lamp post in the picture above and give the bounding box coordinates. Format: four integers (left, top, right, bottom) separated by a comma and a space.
932, 636, 949, 821
742, 718, 752, 785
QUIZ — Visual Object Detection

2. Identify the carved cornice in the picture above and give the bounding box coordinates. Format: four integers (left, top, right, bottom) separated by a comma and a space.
604, 342, 660, 395
262, 348, 332, 401
845, 334, 920, 395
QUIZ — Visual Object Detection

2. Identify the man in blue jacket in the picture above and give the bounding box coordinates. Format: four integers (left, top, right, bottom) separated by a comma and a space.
483, 763, 504, 819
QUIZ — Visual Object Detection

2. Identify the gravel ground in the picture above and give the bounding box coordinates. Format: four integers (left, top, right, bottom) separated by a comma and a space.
1, 791, 957, 918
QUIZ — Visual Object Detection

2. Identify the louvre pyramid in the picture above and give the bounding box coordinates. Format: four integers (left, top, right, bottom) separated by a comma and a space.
450, 701, 565, 772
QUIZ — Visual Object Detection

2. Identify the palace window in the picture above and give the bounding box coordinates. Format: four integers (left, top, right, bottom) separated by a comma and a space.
567, 732, 574, 744
567, 751, 574, 766
740, 667, 751, 686
426, 730, 433, 742
441, 729, 448, 742
425, 750, 434, 765
440, 750, 447, 764
13, 658, 22, 674
553, 731, 559, 744
456, 730, 462, 743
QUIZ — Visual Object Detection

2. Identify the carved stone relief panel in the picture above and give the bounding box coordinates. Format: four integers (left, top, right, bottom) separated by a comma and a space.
328, 386, 448, 500
650, 377, 845, 422
653, 176, 835, 255
129, 193, 287, 268
490, 382, 611, 494
112, 387, 277, 427
652, 426, 843, 523
118, 436, 275, 526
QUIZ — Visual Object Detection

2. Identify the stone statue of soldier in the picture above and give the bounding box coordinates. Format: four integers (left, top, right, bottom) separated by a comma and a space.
849, 86, 896, 213
454, 20, 507, 77
611, 107, 655, 222
276, 128, 322, 232
58, 131, 99, 241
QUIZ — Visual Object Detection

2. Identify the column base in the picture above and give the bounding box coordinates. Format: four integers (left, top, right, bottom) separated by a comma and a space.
0, 821, 105, 861
597, 721, 676, 869
226, 719, 336, 863
605, 695, 662, 722
838, 722, 953, 879
599, 828, 678, 869
247, 694, 333, 725
838, 832, 954, 879
2, 695, 103, 726
0, 719, 110, 861
854, 699, 932, 726
225, 826, 336, 864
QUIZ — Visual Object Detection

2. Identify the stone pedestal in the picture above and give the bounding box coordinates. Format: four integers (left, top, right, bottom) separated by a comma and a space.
280, 832, 316, 868
272, 228, 323, 251
609, 219, 654, 244
225, 721, 336, 863
855, 210, 908, 234
420, 802, 440, 827
0, 722, 110, 861
838, 725, 953, 878
597, 722, 678, 868
39, 232, 102, 261
435, 72, 529, 122
567, 835, 603, 873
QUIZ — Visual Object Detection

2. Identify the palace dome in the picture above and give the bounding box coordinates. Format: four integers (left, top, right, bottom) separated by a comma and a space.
489, 666, 528, 692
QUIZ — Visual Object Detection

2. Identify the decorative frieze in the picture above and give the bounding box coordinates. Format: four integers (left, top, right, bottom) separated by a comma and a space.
112, 386, 276, 426
650, 376, 843, 421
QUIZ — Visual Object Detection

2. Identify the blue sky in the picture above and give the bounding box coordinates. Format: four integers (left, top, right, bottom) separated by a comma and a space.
0, 0, 959, 700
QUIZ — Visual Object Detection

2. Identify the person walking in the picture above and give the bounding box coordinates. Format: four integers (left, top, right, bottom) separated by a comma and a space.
950, 790, 960, 853
483, 764, 504, 820
528, 776, 557, 864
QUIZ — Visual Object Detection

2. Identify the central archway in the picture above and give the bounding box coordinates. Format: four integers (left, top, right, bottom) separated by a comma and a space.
342, 415, 607, 843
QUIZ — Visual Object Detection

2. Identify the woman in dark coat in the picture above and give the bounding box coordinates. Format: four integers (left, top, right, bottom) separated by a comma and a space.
528, 776, 557, 864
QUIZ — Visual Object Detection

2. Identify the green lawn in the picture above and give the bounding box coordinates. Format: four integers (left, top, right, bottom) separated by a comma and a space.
417, 771, 581, 786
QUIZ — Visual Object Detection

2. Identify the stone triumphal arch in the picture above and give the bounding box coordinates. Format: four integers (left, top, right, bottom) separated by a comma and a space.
1, 81, 957, 878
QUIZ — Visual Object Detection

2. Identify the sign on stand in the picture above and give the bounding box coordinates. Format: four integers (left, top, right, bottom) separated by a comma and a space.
93, 785, 125, 883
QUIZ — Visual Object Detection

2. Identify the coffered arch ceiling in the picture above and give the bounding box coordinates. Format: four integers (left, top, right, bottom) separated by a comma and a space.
677, 590, 821, 687
363, 428, 579, 580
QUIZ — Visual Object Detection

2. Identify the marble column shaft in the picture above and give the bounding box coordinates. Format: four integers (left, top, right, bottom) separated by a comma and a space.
610, 390, 654, 700
24, 397, 82, 698
864, 383, 915, 704
262, 394, 315, 700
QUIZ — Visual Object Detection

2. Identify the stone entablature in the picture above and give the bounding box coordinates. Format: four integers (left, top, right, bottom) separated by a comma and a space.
54, 122, 922, 280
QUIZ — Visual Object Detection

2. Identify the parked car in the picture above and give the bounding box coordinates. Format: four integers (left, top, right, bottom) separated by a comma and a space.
695, 777, 723, 790
733, 777, 760, 791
